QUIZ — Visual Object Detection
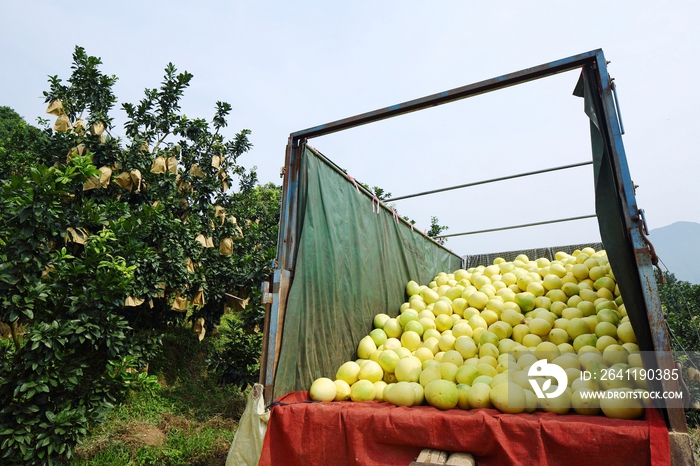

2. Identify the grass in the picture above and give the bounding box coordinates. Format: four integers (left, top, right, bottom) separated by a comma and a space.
689, 426, 700, 464
69, 325, 249, 466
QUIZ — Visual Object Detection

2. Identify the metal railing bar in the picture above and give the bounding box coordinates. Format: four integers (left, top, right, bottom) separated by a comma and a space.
386, 161, 593, 202
437, 214, 598, 238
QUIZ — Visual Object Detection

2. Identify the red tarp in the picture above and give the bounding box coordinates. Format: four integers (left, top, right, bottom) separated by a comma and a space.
260, 391, 670, 466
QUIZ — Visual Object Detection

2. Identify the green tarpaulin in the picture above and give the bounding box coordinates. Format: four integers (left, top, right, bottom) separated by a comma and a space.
273, 147, 461, 398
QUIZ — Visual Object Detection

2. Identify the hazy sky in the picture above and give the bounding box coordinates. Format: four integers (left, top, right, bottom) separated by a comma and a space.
2, 1, 698, 257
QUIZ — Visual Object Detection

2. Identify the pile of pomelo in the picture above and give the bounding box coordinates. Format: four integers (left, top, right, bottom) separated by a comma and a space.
309, 248, 650, 420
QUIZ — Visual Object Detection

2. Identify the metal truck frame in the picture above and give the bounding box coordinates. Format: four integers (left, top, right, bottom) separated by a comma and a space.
260, 49, 693, 464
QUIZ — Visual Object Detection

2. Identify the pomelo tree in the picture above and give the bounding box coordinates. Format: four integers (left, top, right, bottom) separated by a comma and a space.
0, 46, 279, 465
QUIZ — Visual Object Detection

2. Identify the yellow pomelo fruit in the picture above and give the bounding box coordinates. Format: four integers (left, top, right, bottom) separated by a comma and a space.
535, 342, 560, 362
552, 354, 580, 371
595, 321, 618, 339
572, 264, 590, 280
384, 337, 402, 351
438, 334, 456, 352
357, 336, 377, 359
579, 352, 605, 371
421, 287, 440, 304
435, 314, 454, 332
627, 352, 643, 368
558, 342, 575, 355
571, 388, 601, 415
535, 310, 557, 326
419, 365, 442, 387
369, 328, 388, 347
528, 318, 552, 336
378, 350, 400, 374
445, 286, 464, 301
562, 282, 580, 298
452, 322, 473, 338
595, 335, 618, 352
384, 372, 398, 384
522, 334, 542, 348
433, 300, 452, 316
579, 288, 598, 303
600, 389, 644, 419
413, 347, 435, 363
516, 353, 539, 369
498, 338, 518, 355
452, 298, 468, 316
334, 379, 352, 401
567, 318, 590, 340
617, 322, 637, 343
602, 345, 629, 366
577, 301, 597, 317
385, 381, 414, 406
514, 292, 537, 312
439, 362, 459, 382
336, 361, 361, 385
542, 274, 563, 291
562, 307, 583, 320
573, 334, 598, 352
404, 320, 425, 336
374, 313, 391, 329
399, 309, 419, 327
479, 343, 500, 360
583, 315, 598, 333
512, 324, 530, 343
523, 390, 538, 413
422, 337, 440, 355
490, 382, 526, 414
553, 318, 569, 330
468, 291, 489, 310
479, 355, 498, 369
310, 377, 338, 402
547, 289, 568, 303
501, 309, 525, 327
383, 319, 403, 339
425, 379, 459, 410
406, 280, 421, 296
401, 331, 422, 351
454, 336, 478, 359
410, 382, 425, 405
373, 381, 388, 401
549, 263, 567, 278
456, 384, 471, 409
535, 296, 552, 310
477, 363, 498, 378
526, 282, 545, 297
548, 328, 570, 346
442, 350, 464, 367
468, 314, 488, 330
490, 372, 511, 388
489, 321, 512, 340
538, 387, 571, 414
467, 382, 493, 409
479, 331, 499, 347
395, 356, 422, 382
571, 377, 600, 392
455, 364, 480, 386
358, 360, 384, 383
422, 359, 439, 371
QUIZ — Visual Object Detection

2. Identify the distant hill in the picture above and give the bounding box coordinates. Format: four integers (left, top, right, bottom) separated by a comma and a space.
649, 221, 700, 284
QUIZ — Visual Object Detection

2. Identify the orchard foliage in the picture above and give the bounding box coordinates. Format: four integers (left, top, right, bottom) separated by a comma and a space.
0, 47, 279, 464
